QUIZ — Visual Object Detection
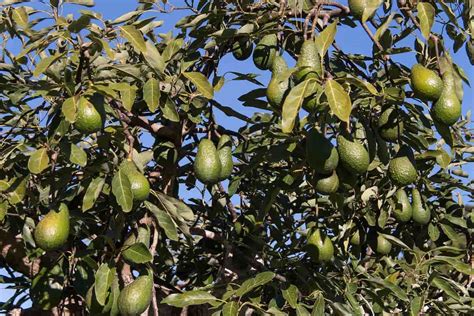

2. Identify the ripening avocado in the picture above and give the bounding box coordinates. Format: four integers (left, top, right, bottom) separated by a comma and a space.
432, 69, 461, 125
313, 171, 339, 194
75, 99, 103, 134
253, 34, 278, 70
34, 203, 70, 251
389, 146, 417, 186
377, 108, 404, 142
295, 39, 322, 82
376, 234, 392, 255
410, 64, 443, 101
194, 139, 222, 184
412, 188, 430, 225
348, 0, 366, 20
127, 170, 150, 202
232, 36, 253, 61
337, 135, 370, 175
306, 129, 339, 174
217, 135, 233, 181
118, 275, 153, 316
267, 55, 290, 107
306, 229, 334, 262
350, 229, 365, 246
393, 188, 412, 222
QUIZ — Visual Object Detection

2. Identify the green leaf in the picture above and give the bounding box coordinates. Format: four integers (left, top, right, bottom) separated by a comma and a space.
325, 79, 352, 123
375, 13, 395, 42
410, 296, 423, 316
144, 40, 165, 74
70, 144, 87, 167
161, 290, 219, 308
9, 177, 27, 205
28, 148, 49, 174
296, 305, 310, 316
416, 149, 451, 169
82, 177, 105, 212
312, 293, 325, 315
111, 169, 133, 213
362, 0, 382, 23
143, 78, 160, 113
282, 284, 299, 308
431, 275, 460, 301
367, 278, 409, 301
94, 263, 114, 306
281, 78, 318, 133
183, 72, 214, 99
162, 38, 184, 62
33, 53, 62, 77
314, 21, 337, 58
145, 201, 179, 241
12, 7, 28, 28
417, 2, 435, 40
222, 301, 239, 316
65, 0, 95, 6
120, 25, 147, 53
161, 96, 180, 122
122, 242, 153, 264
234, 272, 275, 297
424, 256, 473, 275
62, 96, 78, 123
119, 84, 137, 112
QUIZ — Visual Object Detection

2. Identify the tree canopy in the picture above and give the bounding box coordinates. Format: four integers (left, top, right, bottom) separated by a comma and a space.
0, 0, 472, 315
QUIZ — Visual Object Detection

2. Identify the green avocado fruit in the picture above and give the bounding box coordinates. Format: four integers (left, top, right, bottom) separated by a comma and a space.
389, 146, 417, 186
270, 54, 289, 76
217, 135, 233, 180
267, 55, 290, 108
337, 135, 370, 175
194, 139, 222, 184
232, 36, 253, 61
348, 0, 375, 20
75, 99, 103, 134
412, 188, 430, 225
410, 64, 443, 101
253, 34, 278, 70
118, 275, 153, 316
306, 229, 334, 262
432, 70, 461, 126
376, 234, 392, 255
306, 129, 339, 174
313, 171, 339, 195
127, 170, 150, 202
295, 39, 322, 82
377, 108, 404, 142
34, 203, 70, 251
393, 188, 412, 222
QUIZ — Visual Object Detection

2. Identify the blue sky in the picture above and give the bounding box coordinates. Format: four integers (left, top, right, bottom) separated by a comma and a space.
1, 0, 472, 308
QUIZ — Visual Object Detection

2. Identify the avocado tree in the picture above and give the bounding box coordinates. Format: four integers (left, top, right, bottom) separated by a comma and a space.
0, 0, 473, 314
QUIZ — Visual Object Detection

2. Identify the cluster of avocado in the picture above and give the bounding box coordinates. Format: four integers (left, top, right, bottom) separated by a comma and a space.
193, 135, 233, 184
410, 63, 462, 126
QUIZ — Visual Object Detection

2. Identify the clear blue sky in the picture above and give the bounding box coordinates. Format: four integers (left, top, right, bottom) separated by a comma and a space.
1, 0, 472, 308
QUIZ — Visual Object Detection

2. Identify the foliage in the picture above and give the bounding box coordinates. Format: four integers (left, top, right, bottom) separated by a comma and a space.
0, 0, 472, 315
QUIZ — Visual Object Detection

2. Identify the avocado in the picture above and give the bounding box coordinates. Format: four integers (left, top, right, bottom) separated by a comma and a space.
350, 229, 363, 246
34, 203, 70, 251
232, 36, 253, 61
306, 129, 339, 174
389, 146, 417, 186
306, 229, 334, 262
253, 34, 278, 70
412, 188, 430, 225
267, 55, 290, 108
295, 39, 322, 82
75, 99, 103, 134
376, 234, 392, 255
410, 64, 443, 101
194, 139, 222, 184
337, 135, 370, 175
377, 108, 404, 142
118, 275, 153, 316
217, 135, 233, 180
348, 0, 366, 20
432, 69, 461, 126
393, 188, 412, 222
127, 170, 150, 202
313, 171, 339, 195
